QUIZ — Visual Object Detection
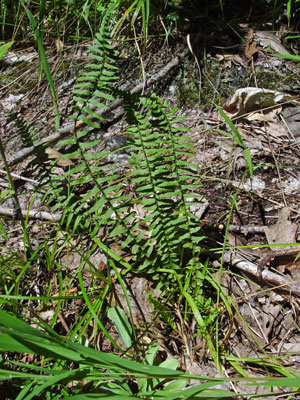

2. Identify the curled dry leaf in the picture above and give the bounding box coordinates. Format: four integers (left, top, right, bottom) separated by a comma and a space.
254, 31, 290, 55
45, 147, 74, 166
246, 108, 279, 122
244, 28, 257, 61
216, 54, 244, 68
264, 207, 297, 251
223, 87, 291, 118
55, 39, 64, 53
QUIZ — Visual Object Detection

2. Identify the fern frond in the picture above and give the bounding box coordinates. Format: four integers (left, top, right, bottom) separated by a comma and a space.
44, 9, 135, 238
124, 93, 205, 273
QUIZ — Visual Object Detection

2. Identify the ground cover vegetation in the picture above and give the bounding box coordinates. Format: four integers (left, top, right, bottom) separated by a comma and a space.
1, 0, 300, 398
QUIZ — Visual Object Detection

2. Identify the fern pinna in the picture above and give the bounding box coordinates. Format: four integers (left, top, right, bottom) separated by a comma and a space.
46, 10, 206, 277
46, 11, 133, 238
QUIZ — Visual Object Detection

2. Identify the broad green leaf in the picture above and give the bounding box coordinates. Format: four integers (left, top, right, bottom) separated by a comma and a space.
0, 40, 14, 60
108, 307, 132, 348
0, 219, 8, 241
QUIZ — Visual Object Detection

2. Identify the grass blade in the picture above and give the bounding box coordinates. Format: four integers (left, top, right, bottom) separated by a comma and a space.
216, 104, 253, 177
0, 40, 14, 60
22, 5, 60, 130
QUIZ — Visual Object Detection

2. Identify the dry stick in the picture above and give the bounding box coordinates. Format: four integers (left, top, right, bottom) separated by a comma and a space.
223, 251, 300, 297
226, 224, 266, 233
6, 47, 190, 167
0, 206, 61, 222
0, 203, 267, 235
0, 169, 39, 185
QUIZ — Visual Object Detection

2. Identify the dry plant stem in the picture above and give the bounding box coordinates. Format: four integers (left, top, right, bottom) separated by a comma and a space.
159, 15, 169, 45
6, 47, 190, 167
280, 114, 298, 144
57, 312, 70, 333
187, 34, 202, 100
248, 300, 268, 342
251, 57, 258, 87
133, 24, 146, 95
223, 251, 300, 297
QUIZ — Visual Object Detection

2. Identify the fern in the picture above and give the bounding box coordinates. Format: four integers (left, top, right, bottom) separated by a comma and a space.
8, 113, 37, 148
123, 93, 205, 274
43, 5, 206, 279
45, 8, 134, 238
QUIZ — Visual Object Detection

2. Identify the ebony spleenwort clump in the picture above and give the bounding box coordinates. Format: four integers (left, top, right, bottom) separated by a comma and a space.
44, 4, 206, 280
122, 91, 205, 275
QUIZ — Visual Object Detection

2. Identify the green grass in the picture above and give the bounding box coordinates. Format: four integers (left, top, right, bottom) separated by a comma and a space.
1, 309, 300, 399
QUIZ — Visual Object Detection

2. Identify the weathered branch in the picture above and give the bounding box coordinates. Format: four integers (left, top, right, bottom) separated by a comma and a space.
223, 251, 300, 297
0, 206, 61, 222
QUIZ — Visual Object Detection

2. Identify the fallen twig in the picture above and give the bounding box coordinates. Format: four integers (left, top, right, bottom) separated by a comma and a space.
226, 224, 266, 234
223, 251, 300, 297
0, 169, 39, 185
0, 206, 61, 222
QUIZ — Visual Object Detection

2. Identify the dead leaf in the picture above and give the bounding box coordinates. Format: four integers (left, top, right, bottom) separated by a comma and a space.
216, 54, 244, 68
254, 31, 290, 55
53, 288, 78, 297
262, 301, 281, 338
56, 39, 64, 53
247, 112, 275, 122
109, 243, 133, 262
284, 256, 300, 281
45, 147, 74, 167
224, 87, 291, 118
264, 207, 297, 251
245, 29, 257, 61
264, 121, 289, 138
280, 105, 300, 138
110, 277, 161, 323
282, 343, 300, 352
